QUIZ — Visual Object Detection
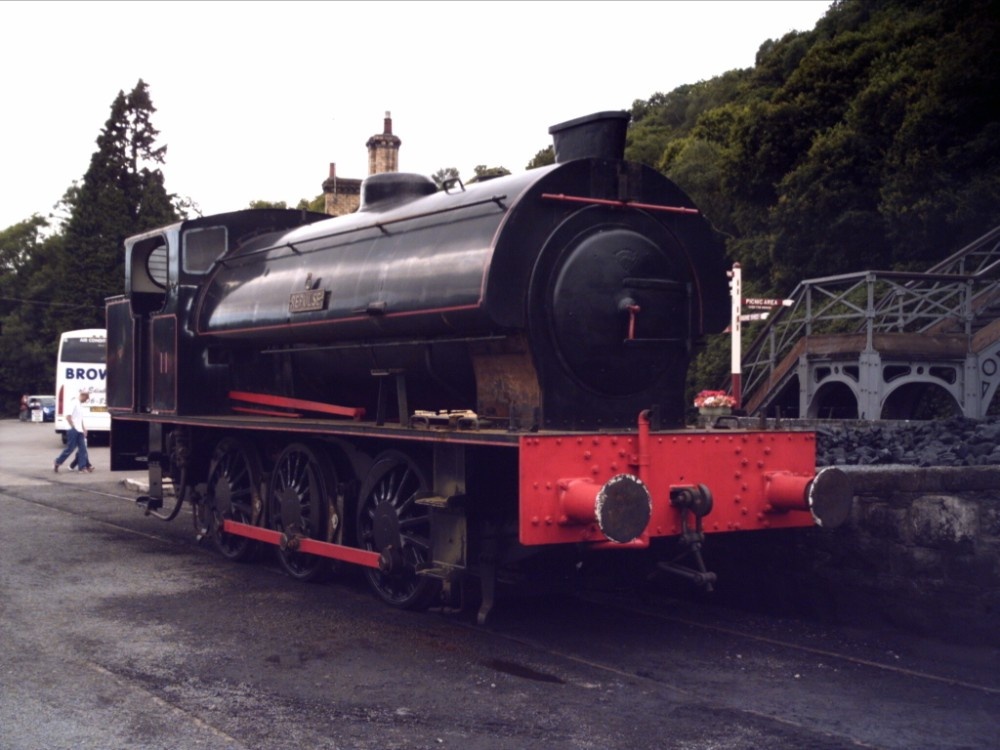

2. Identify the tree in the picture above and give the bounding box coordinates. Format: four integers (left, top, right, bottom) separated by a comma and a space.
0, 218, 67, 406
629, 0, 1000, 392
469, 165, 511, 183
0, 215, 47, 281
630, 0, 999, 295
526, 146, 554, 170
297, 195, 326, 213
432, 167, 460, 188
51, 79, 178, 335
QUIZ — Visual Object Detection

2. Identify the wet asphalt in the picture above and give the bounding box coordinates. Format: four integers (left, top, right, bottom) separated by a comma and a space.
1, 419, 998, 750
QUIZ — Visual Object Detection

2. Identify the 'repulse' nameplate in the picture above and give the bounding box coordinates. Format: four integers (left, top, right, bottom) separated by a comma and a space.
289, 290, 326, 313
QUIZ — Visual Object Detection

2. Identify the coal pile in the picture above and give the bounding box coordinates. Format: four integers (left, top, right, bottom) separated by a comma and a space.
815, 417, 1000, 467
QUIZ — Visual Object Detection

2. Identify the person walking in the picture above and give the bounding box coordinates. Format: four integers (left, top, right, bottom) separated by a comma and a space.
54, 390, 94, 473
19, 393, 29, 422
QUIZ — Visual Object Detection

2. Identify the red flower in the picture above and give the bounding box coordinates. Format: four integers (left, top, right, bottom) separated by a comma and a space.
693, 390, 736, 408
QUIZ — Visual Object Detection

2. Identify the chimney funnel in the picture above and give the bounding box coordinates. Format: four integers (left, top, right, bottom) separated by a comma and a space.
549, 111, 630, 164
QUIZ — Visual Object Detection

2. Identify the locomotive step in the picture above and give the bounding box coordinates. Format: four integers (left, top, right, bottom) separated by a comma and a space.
415, 493, 468, 509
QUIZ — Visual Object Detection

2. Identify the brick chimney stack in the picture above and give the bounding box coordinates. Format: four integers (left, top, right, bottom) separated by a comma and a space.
324, 113, 401, 217
367, 110, 401, 175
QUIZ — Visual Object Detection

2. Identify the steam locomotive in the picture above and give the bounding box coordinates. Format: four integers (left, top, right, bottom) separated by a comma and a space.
106, 111, 850, 623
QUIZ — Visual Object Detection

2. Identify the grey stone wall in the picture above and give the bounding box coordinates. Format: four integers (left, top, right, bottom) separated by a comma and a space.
696, 460, 1000, 647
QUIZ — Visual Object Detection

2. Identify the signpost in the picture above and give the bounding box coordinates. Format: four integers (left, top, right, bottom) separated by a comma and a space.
743, 297, 794, 308
728, 262, 793, 409
728, 264, 743, 408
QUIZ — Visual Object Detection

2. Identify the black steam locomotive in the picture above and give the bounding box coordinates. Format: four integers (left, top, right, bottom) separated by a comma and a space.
107, 111, 849, 622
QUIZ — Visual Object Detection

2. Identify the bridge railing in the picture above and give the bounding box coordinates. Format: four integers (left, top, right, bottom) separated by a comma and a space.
924, 225, 1000, 276
870, 225, 1000, 331
739, 225, 1000, 413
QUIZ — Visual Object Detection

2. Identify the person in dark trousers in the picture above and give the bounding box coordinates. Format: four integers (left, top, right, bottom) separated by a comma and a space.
19, 394, 29, 422
53, 390, 94, 473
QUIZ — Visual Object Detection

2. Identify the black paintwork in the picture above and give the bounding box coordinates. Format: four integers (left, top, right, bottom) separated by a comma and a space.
108, 113, 728, 432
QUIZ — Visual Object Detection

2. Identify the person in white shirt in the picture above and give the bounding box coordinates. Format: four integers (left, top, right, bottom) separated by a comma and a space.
53, 390, 93, 473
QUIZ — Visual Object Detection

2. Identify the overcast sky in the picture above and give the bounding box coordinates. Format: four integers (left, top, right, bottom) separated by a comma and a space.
1, 0, 831, 230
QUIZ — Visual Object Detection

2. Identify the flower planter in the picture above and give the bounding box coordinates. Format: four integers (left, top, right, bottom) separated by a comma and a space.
698, 406, 732, 417
698, 406, 733, 427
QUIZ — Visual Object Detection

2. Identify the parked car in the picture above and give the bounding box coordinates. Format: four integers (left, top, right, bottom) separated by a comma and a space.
28, 395, 55, 422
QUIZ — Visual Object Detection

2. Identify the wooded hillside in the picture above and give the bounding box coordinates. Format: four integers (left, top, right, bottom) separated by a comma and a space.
627, 0, 999, 293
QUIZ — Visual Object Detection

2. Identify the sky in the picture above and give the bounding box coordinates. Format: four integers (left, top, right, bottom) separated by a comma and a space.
0, 0, 832, 231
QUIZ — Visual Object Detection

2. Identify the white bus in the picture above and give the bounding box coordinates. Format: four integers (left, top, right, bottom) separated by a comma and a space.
55, 328, 110, 443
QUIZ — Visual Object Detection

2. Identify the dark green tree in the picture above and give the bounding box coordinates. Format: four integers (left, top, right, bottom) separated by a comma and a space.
526, 146, 554, 170
628, 0, 1000, 393
631, 0, 1000, 295
51, 79, 178, 335
0, 218, 68, 408
0, 215, 47, 280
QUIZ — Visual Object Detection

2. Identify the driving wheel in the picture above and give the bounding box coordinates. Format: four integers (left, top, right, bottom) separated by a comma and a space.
356, 450, 439, 609
206, 436, 263, 562
268, 442, 335, 582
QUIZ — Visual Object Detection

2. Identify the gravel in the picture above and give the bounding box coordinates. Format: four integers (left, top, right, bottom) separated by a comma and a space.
814, 417, 1000, 468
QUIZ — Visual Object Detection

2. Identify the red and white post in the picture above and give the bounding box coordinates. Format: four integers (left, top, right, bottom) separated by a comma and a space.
728, 263, 742, 409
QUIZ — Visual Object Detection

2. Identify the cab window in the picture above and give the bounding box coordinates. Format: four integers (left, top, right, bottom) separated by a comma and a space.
183, 226, 227, 274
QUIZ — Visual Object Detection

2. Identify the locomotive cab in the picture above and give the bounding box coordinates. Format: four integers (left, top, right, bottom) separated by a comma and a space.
108, 210, 329, 419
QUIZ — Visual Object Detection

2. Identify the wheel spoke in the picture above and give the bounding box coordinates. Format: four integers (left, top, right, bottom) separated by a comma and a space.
393, 467, 413, 506
400, 530, 430, 548
398, 491, 418, 516
398, 515, 427, 530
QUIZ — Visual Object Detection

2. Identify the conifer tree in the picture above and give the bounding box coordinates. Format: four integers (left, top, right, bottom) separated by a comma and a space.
50, 79, 177, 334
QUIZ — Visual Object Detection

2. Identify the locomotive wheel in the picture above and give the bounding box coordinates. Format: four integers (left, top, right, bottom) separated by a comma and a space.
206, 436, 263, 562
356, 450, 439, 610
268, 442, 334, 582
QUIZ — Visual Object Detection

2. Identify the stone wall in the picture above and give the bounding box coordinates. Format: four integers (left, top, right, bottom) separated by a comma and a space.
697, 460, 1000, 647
324, 185, 361, 216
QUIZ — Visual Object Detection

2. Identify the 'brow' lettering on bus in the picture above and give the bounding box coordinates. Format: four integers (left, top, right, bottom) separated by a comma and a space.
65, 368, 108, 380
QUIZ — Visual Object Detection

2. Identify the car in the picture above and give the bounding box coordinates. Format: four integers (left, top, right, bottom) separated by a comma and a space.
28, 395, 55, 422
